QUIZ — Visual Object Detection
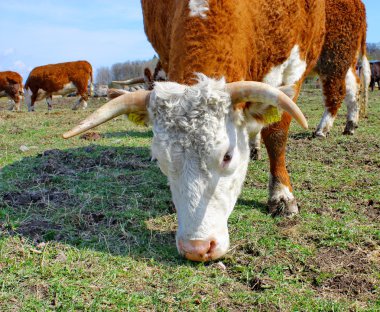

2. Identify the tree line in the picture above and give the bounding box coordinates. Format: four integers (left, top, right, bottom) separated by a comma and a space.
96, 43, 380, 85
95, 56, 158, 85
367, 43, 380, 60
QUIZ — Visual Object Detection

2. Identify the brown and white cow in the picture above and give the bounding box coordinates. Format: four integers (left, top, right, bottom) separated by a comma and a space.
64, 0, 368, 261
24, 60, 93, 112
0, 71, 23, 111
314, 0, 370, 137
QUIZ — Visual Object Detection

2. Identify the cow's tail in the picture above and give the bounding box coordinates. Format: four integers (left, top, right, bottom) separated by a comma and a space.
358, 26, 371, 118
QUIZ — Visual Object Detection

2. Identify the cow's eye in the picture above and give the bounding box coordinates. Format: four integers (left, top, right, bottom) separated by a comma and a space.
223, 152, 232, 163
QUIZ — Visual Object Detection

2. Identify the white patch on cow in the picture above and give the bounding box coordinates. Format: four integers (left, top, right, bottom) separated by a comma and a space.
189, 0, 209, 18
0, 91, 6, 97
55, 82, 77, 96
361, 55, 371, 88
148, 74, 250, 259
315, 110, 335, 137
263, 45, 307, 87
269, 174, 294, 202
344, 67, 359, 124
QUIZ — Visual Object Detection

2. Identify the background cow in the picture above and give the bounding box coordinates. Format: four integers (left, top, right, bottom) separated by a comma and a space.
370, 60, 380, 91
0, 71, 23, 111
64, 0, 368, 261
314, 0, 370, 137
24, 60, 93, 112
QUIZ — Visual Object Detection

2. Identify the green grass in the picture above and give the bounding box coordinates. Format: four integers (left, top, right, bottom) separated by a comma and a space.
0, 90, 379, 311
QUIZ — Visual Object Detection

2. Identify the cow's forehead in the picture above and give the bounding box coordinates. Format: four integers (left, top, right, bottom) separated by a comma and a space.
148, 75, 231, 155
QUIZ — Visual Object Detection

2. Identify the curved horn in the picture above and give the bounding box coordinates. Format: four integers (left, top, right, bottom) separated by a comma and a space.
63, 89, 150, 139
112, 77, 145, 86
226, 81, 308, 129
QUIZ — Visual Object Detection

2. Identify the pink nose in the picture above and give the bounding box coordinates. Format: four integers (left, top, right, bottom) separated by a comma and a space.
178, 239, 217, 262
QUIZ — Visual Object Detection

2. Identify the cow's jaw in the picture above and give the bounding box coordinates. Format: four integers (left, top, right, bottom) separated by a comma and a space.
149, 76, 250, 261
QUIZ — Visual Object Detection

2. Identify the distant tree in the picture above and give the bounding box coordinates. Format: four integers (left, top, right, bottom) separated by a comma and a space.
95, 67, 112, 85
367, 42, 380, 60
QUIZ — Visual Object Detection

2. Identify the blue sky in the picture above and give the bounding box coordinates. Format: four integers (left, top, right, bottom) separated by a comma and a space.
1, 0, 379, 79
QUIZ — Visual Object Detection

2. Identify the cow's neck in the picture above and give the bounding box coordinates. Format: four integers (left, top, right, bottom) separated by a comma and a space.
167, 2, 251, 84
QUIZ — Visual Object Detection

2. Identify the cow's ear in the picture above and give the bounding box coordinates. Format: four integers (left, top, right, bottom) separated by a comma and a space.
239, 84, 298, 126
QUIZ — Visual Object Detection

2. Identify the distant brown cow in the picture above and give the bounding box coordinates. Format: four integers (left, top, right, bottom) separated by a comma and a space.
0, 71, 23, 111
370, 61, 380, 91
24, 60, 93, 111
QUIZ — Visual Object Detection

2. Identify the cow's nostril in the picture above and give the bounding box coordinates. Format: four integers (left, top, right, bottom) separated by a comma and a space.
208, 240, 216, 254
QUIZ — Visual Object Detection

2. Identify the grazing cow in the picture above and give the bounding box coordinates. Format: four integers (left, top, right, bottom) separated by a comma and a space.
0, 71, 23, 111
64, 0, 367, 261
24, 61, 93, 111
314, 0, 370, 137
370, 61, 380, 92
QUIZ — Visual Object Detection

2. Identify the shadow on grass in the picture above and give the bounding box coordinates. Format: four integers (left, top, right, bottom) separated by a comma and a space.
236, 198, 268, 214
0, 144, 274, 265
0, 144, 182, 265
289, 131, 312, 140
103, 130, 153, 139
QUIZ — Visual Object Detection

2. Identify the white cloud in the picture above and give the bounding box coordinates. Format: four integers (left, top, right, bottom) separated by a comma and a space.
2, 47, 14, 56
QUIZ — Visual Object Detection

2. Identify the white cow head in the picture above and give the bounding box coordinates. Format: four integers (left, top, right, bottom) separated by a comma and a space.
63, 75, 307, 261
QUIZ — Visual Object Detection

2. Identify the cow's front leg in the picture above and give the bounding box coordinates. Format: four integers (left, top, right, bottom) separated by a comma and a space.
46, 96, 53, 111
262, 113, 298, 217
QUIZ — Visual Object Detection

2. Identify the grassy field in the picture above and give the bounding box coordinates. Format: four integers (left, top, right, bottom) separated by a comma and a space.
0, 89, 379, 311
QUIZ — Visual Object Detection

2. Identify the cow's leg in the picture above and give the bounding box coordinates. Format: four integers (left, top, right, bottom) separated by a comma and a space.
262, 113, 298, 217
9, 99, 21, 112
81, 99, 88, 110
7, 99, 14, 111
72, 97, 87, 110
71, 98, 81, 110
343, 68, 360, 135
314, 75, 346, 138
370, 79, 374, 92
14, 98, 21, 111
29, 93, 38, 112
249, 132, 261, 160
46, 96, 53, 111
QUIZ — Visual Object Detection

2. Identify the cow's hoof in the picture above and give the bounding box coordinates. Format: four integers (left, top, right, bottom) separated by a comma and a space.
312, 130, 328, 139
268, 197, 299, 217
343, 121, 357, 135
250, 148, 261, 161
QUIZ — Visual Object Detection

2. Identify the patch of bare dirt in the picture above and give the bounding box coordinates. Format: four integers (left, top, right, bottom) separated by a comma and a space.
79, 132, 102, 141
364, 199, 380, 221
14, 220, 62, 242
33, 148, 150, 176
310, 247, 378, 300
2, 189, 73, 209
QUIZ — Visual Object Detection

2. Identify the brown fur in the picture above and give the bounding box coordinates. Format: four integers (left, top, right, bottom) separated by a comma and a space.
316, 0, 367, 119
0, 71, 23, 111
25, 60, 92, 110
